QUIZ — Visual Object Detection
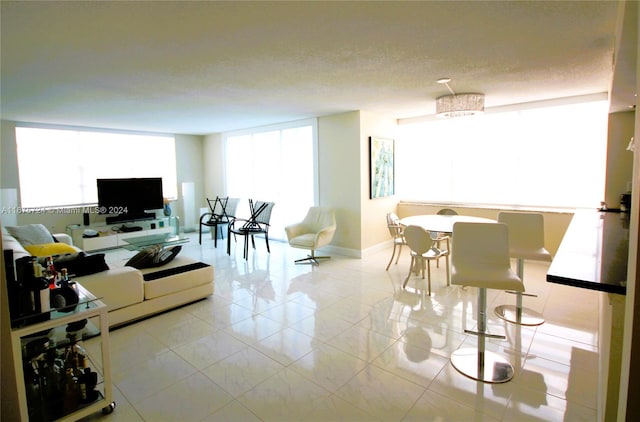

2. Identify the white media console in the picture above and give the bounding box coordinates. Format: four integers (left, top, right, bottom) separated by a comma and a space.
66, 216, 179, 252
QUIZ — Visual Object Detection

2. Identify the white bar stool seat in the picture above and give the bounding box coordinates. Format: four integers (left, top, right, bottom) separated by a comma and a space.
494, 212, 552, 326
450, 222, 524, 383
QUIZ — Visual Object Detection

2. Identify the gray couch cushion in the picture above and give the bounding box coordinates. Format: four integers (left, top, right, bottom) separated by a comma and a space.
5, 224, 55, 245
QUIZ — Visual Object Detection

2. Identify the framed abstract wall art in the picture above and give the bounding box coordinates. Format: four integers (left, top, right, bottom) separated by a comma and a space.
369, 136, 394, 199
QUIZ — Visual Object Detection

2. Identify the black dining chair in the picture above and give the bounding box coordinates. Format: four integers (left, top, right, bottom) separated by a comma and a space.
199, 196, 240, 247
227, 199, 275, 260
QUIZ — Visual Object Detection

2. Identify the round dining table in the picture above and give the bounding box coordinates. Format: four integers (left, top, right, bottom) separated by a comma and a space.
400, 214, 496, 234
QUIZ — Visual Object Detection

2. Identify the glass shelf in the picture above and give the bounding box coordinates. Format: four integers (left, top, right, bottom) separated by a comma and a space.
121, 233, 190, 251
11, 282, 104, 329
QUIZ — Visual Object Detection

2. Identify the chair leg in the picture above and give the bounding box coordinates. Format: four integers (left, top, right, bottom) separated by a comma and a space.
199, 224, 203, 244
451, 288, 515, 383
426, 260, 432, 296
445, 254, 450, 286
265, 234, 270, 253
386, 243, 397, 270
494, 258, 544, 326
403, 256, 415, 288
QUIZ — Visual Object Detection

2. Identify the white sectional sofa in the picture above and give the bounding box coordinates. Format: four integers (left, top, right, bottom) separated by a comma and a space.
2, 225, 214, 328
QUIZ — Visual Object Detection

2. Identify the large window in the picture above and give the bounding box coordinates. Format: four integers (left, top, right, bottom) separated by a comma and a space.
224, 119, 317, 241
15, 126, 177, 208
396, 99, 609, 208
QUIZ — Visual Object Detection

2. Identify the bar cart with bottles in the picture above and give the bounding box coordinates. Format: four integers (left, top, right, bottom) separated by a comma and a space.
9, 280, 114, 421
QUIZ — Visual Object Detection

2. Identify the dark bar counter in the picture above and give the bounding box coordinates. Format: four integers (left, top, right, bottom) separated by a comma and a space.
547, 209, 628, 295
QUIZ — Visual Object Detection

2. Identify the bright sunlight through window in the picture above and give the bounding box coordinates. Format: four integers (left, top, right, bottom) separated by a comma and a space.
396, 100, 609, 208
15, 126, 177, 208
224, 120, 317, 240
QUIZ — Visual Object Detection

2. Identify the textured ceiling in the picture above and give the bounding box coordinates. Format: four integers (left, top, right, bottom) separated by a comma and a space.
0, 1, 630, 135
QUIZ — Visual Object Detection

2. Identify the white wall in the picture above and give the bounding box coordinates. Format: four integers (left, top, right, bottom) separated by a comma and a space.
317, 111, 362, 253
619, 2, 640, 417
605, 111, 635, 208
359, 111, 399, 253
202, 132, 225, 199
0, 121, 19, 188
173, 134, 206, 230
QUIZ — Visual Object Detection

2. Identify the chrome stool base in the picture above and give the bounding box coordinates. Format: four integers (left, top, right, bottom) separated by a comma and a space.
451, 348, 515, 383
495, 304, 545, 326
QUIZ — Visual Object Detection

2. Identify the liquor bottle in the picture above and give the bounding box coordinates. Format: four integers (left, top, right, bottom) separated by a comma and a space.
44, 344, 62, 412
77, 367, 88, 403
32, 260, 50, 314
82, 367, 99, 403
64, 333, 87, 372
77, 364, 97, 403
14, 256, 38, 325
60, 268, 70, 288
62, 368, 79, 414
45, 256, 57, 289
25, 359, 48, 421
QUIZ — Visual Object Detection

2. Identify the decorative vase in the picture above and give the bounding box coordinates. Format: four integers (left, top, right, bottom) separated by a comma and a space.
163, 203, 172, 216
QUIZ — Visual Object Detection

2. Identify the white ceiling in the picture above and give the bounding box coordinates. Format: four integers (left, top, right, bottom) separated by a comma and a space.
0, 1, 634, 135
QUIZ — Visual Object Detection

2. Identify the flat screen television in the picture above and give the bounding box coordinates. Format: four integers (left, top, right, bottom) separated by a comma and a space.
97, 177, 164, 223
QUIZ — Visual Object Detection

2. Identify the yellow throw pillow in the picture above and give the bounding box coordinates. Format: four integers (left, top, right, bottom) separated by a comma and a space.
24, 243, 77, 257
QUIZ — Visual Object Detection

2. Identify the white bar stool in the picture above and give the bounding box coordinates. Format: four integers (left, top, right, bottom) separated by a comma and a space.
450, 222, 524, 383
494, 212, 552, 326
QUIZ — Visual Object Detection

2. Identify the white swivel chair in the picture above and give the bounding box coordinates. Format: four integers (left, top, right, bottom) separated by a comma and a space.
402, 225, 449, 296
450, 222, 524, 383
494, 212, 552, 326
285, 207, 336, 265
385, 212, 407, 270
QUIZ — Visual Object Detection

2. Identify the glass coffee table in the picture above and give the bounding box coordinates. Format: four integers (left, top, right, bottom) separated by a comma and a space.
121, 233, 190, 251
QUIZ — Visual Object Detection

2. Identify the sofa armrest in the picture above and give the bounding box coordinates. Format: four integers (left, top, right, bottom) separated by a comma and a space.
284, 223, 310, 241
76, 267, 144, 312
53, 233, 74, 246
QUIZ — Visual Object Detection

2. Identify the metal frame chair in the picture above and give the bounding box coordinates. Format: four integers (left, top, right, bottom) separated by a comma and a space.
386, 212, 407, 270
199, 196, 239, 247
431, 208, 457, 269
227, 199, 275, 260
402, 225, 449, 296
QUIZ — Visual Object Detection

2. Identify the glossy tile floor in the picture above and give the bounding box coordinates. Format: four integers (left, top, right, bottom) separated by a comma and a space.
83, 232, 600, 421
